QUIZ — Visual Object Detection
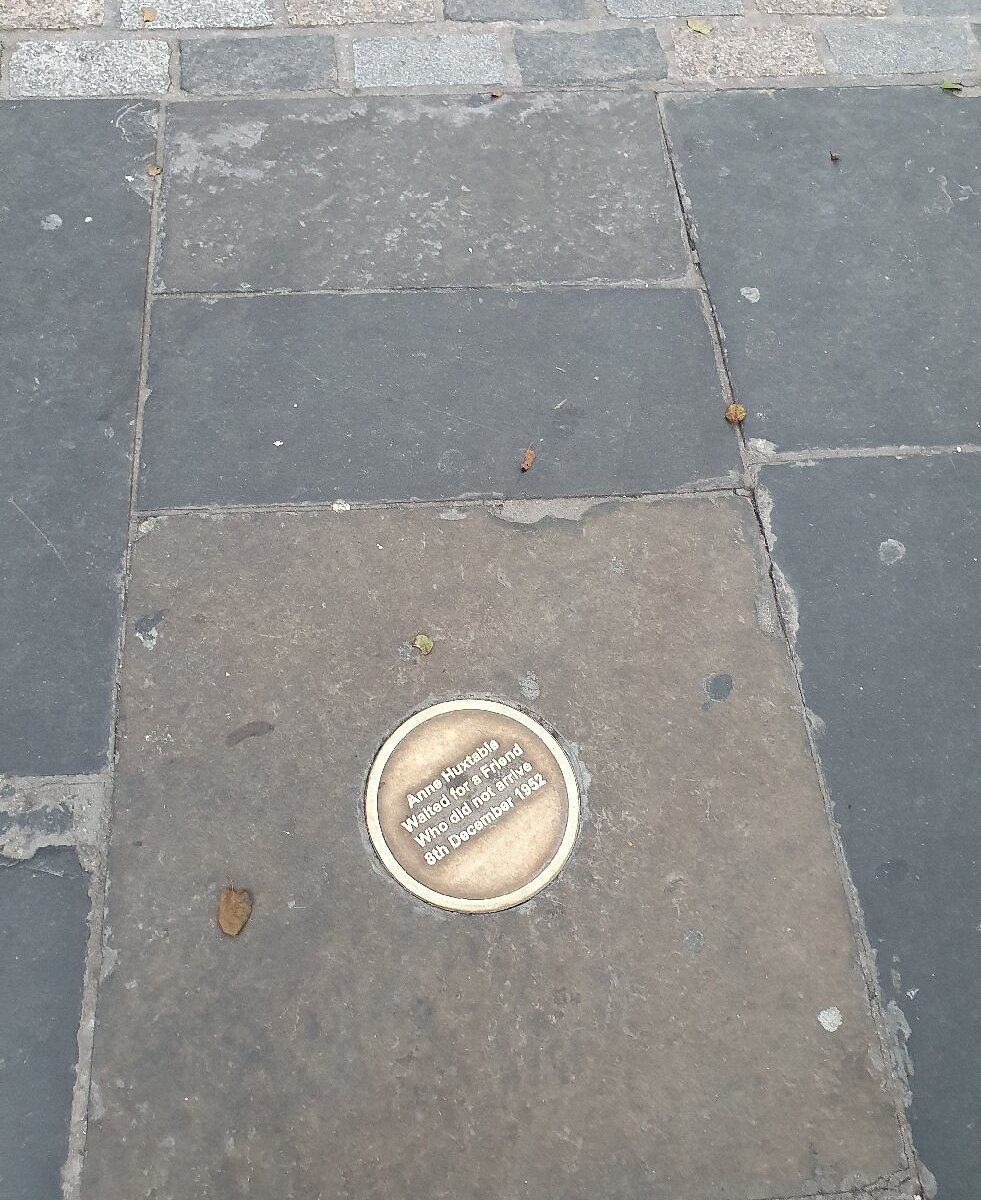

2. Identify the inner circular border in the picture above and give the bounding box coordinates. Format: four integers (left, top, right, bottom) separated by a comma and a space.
365, 699, 581, 914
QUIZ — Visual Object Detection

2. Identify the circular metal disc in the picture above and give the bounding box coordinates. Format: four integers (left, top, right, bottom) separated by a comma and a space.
365, 699, 580, 913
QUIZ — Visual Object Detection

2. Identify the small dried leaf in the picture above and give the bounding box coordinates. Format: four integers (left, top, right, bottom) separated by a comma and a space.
520, 446, 536, 472
412, 633, 434, 656
217, 883, 252, 937
829, 150, 840, 163
724, 402, 747, 425
687, 18, 712, 35
490, 88, 503, 99
140, 5, 156, 19
147, 164, 162, 177
938, 80, 962, 92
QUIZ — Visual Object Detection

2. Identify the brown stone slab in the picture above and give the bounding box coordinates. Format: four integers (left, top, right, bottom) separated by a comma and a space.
84, 499, 910, 1200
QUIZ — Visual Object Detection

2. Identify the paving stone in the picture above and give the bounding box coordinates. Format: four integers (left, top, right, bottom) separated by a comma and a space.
121, 0, 273, 25
672, 25, 825, 76
606, 0, 741, 15
81, 498, 908, 1200
761, 454, 981, 1200
823, 19, 977, 73
447, 0, 586, 17
353, 32, 504, 86
903, 0, 980, 14
157, 93, 687, 291
8, 39, 170, 94
0, 0, 101, 28
759, 0, 890, 13
662, 87, 981, 451
180, 33, 336, 92
515, 28, 667, 83
0, 848, 90, 1200
0, 101, 154, 774
138, 290, 736, 508
287, 0, 436, 25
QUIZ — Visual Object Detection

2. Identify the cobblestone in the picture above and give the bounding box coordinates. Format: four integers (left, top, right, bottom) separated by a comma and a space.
447, 0, 586, 18
673, 24, 825, 76
353, 33, 505, 86
758, 0, 891, 13
606, 0, 742, 15
515, 28, 667, 82
180, 33, 336, 91
288, 0, 436, 24
8, 38, 171, 94
120, 0, 273, 26
0, 0, 101, 27
823, 18, 977, 73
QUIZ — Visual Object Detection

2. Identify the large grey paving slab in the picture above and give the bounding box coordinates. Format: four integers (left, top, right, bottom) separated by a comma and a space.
661, 88, 981, 452
762, 453, 981, 1200
82, 498, 910, 1200
0, 101, 154, 775
138, 289, 737, 508
0, 848, 90, 1200
156, 92, 687, 292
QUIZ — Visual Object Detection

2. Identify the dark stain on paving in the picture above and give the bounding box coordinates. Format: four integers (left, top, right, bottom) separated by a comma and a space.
703, 672, 733, 702
226, 721, 276, 748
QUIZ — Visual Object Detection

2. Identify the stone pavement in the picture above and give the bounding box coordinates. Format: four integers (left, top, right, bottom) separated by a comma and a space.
0, 37, 978, 1200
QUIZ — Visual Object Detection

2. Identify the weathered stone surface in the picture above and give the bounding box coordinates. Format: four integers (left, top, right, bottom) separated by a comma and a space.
8, 39, 170, 94
180, 33, 336, 92
661, 87, 981, 450
82, 499, 908, 1200
0, 0, 101, 28
156, 92, 688, 291
0, 849, 90, 1200
672, 25, 825, 77
822, 19, 976, 73
0, 101, 154, 773
353, 33, 505, 86
515, 28, 667, 83
288, 0, 436, 24
762, 453, 981, 1200
138, 289, 736, 507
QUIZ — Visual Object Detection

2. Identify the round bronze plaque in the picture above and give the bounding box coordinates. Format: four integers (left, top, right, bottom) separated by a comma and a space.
365, 700, 580, 913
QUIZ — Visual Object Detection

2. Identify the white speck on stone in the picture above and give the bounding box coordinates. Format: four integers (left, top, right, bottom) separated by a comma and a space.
135, 627, 158, 651
353, 34, 505, 88
84, 215, 94, 222
519, 672, 540, 701
273, 439, 284, 447
120, 0, 274, 26
740, 286, 761, 303
818, 1006, 843, 1032
9, 40, 171, 97
41, 213, 63, 230
331, 499, 351, 512
104, 425, 115, 439
878, 538, 906, 566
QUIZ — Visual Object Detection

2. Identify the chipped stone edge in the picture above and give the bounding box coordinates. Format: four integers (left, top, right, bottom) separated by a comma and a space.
0, 772, 111, 873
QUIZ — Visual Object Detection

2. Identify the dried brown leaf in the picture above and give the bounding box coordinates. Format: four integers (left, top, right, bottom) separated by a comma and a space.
490, 88, 503, 99
147, 164, 162, 177
520, 446, 536, 472
412, 633, 434, 656
829, 150, 840, 163
687, 17, 712, 35
217, 881, 253, 937
140, 5, 156, 19
724, 402, 747, 425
